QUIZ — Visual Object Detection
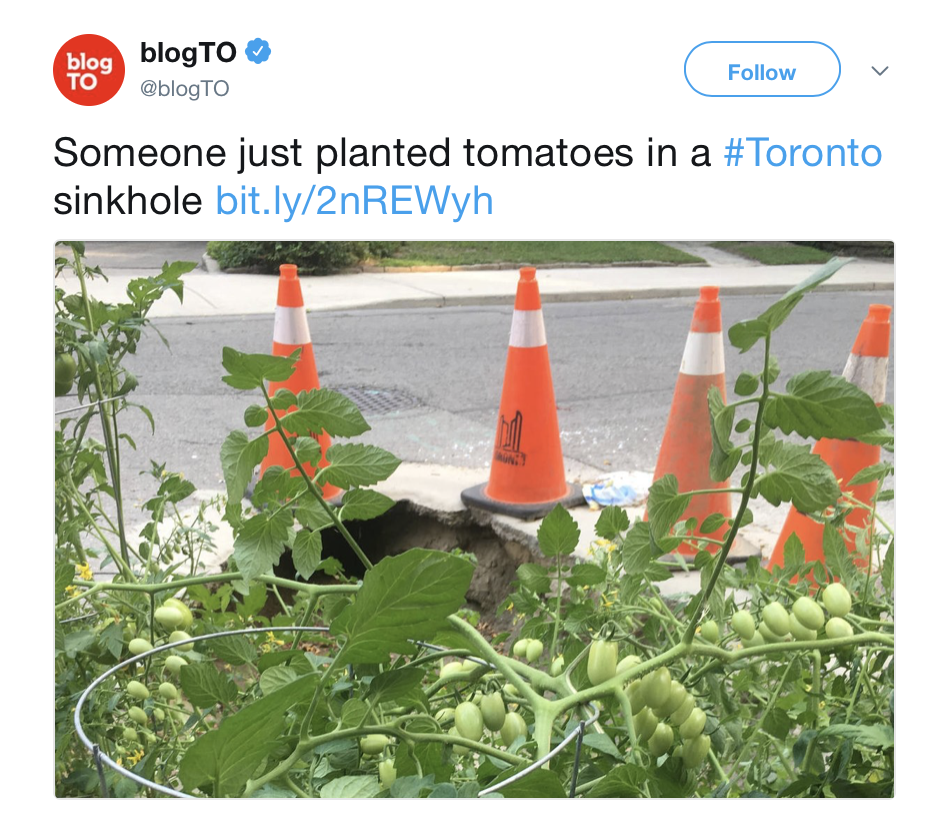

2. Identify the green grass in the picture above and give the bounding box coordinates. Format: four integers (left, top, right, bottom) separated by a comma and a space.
373, 241, 704, 267
709, 242, 833, 265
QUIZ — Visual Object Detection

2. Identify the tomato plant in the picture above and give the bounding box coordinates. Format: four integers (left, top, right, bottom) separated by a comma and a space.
57, 257, 894, 798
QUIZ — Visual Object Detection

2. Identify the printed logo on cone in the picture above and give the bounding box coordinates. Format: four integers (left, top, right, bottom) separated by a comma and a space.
460, 267, 583, 520
54, 35, 125, 105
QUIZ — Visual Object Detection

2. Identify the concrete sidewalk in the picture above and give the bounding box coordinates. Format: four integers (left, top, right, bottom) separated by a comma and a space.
56, 258, 894, 318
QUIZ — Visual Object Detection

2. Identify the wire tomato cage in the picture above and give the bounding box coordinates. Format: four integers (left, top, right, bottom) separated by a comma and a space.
75, 626, 600, 799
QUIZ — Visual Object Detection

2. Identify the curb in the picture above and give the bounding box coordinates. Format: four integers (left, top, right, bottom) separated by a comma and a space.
344, 279, 894, 312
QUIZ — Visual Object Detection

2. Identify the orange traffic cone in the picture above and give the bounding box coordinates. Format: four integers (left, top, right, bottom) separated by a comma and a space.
461, 267, 582, 519
260, 264, 340, 500
767, 303, 891, 572
649, 286, 731, 556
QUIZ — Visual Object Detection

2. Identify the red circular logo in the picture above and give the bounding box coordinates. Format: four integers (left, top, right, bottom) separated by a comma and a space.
54, 34, 125, 105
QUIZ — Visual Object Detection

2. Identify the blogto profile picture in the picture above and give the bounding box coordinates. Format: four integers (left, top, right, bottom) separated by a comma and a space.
54, 34, 125, 105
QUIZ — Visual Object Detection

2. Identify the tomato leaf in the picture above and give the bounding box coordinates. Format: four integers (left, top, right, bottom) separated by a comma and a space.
320, 776, 383, 798
595, 505, 630, 540
708, 386, 740, 483
752, 438, 840, 514
220, 430, 269, 504
317, 443, 401, 490
490, 768, 566, 798
180, 663, 239, 708
647, 475, 692, 546
221, 347, 300, 391
339, 488, 396, 522
728, 258, 850, 352
330, 549, 474, 662
280, 389, 370, 438
291, 528, 322, 580
233, 511, 294, 582
537, 503, 580, 558
179, 673, 317, 796
818, 723, 894, 750
764, 371, 885, 440
587, 763, 648, 797
517, 563, 551, 595
367, 667, 426, 704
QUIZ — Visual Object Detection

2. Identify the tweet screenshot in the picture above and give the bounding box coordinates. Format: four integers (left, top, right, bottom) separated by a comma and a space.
35, 0, 934, 803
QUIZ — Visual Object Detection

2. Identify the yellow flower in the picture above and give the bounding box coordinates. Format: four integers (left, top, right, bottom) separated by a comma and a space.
65, 585, 82, 598
76, 562, 93, 581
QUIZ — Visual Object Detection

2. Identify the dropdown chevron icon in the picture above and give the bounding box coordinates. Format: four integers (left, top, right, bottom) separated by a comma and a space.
872, 66, 889, 76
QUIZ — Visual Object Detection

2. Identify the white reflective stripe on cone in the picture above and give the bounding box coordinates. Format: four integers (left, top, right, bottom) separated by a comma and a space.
509, 309, 547, 349
679, 332, 725, 376
843, 354, 888, 404
273, 306, 312, 345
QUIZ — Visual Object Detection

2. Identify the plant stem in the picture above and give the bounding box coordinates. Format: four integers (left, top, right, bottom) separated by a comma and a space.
683, 333, 772, 645
74, 249, 131, 567
262, 388, 373, 572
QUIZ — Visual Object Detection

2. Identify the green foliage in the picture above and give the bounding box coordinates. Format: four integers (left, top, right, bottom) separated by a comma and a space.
57, 256, 894, 800
206, 241, 396, 275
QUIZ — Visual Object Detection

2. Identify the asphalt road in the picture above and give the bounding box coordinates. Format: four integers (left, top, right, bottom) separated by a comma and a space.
56, 291, 894, 525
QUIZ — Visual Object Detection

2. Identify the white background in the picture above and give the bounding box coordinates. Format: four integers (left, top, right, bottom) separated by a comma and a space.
10, 0, 935, 808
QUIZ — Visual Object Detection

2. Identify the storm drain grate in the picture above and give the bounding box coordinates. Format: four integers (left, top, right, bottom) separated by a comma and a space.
331, 385, 423, 416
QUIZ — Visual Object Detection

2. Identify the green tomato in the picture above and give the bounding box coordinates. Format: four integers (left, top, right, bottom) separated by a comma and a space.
127, 681, 150, 701
633, 707, 659, 743
128, 638, 153, 656
628, 679, 647, 714
648, 722, 674, 757
652, 680, 687, 719
158, 682, 178, 701
789, 613, 818, 642
440, 661, 464, 682
128, 706, 148, 727
587, 640, 619, 686
616, 654, 642, 675
670, 693, 697, 727
762, 602, 790, 637
500, 711, 528, 747
162, 598, 194, 630
454, 701, 484, 742
550, 655, 565, 677
526, 640, 544, 663
122, 727, 139, 743
822, 583, 853, 618
154, 606, 183, 631
743, 631, 766, 650
480, 693, 506, 732
449, 727, 471, 756
461, 659, 480, 673
359, 735, 389, 755
758, 622, 786, 644
168, 631, 194, 652
513, 638, 531, 658
731, 610, 756, 642
55, 353, 77, 397
152, 708, 165, 723
682, 734, 711, 769
502, 683, 519, 698
700, 620, 720, 643
792, 596, 825, 631
679, 707, 707, 740
378, 758, 397, 789
641, 667, 672, 710
164, 655, 188, 676
434, 707, 455, 725
825, 617, 854, 640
